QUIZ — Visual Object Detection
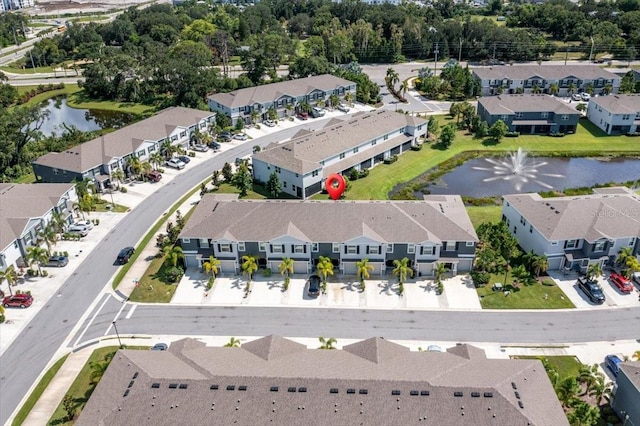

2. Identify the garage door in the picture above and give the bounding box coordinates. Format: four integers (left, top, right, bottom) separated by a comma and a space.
343, 262, 357, 275
457, 259, 473, 273
370, 262, 384, 275
417, 262, 434, 277
293, 261, 309, 275
219, 260, 236, 274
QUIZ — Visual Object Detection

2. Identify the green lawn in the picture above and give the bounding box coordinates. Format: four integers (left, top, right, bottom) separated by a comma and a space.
477, 273, 575, 309
330, 118, 640, 201
466, 205, 502, 228
17, 84, 79, 107
214, 182, 298, 199
12, 354, 69, 426
128, 255, 178, 303
513, 355, 583, 382
48, 346, 147, 425
1, 65, 57, 74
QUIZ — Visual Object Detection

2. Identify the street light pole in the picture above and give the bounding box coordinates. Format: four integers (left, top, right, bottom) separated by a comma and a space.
434, 42, 439, 75
112, 321, 123, 348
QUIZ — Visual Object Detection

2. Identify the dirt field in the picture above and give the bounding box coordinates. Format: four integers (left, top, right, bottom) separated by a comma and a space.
31, 0, 168, 16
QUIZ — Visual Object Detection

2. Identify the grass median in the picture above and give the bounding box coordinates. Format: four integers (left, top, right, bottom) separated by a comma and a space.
477, 273, 575, 309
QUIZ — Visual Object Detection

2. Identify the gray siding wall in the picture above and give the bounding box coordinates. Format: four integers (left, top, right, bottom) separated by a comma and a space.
33, 164, 83, 184
611, 371, 640, 426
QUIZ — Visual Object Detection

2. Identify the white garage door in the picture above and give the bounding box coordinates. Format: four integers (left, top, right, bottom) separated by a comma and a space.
342, 262, 357, 275
293, 261, 309, 275
417, 262, 434, 277
219, 260, 236, 274
370, 262, 384, 275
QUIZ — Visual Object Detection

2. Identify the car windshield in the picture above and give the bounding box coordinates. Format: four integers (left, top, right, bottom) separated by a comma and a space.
588, 283, 603, 292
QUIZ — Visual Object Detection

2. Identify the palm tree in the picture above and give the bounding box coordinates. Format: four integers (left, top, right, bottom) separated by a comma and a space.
400, 80, 409, 100
241, 255, 258, 283
433, 262, 449, 284
202, 256, 220, 279
318, 336, 337, 349
329, 94, 340, 109
278, 257, 294, 290
250, 110, 259, 126
556, 377, 581, 409
37, 225, 58, 252
164, 245, 184, 268
617, 246, 634, 266
0, 265, 18, 296
392, 257, 413, 285
316, 256, 334, 289
50, 211, 66, 235
567, 401, 601, 426
150, 152, 164, 170
224, 337, 241, 347
532, 85, 542, 94
578, 364, 602, 395
588, 374, 611, 405
110, 168, 125, 189
126, 157, 142, 179
89, 352, 115, 384
141, 161, 152, 180
531, 255, 549, 278
355, 258, 373, 290
344, 91, 355, 106
568, 82, 577, 95
386, 67, 399, 93
586, 263, 602, 281
549, 83, 559, 96
26, 245, 50, 275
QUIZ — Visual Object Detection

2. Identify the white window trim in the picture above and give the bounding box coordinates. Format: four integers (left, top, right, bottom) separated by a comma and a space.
346, 245, 357, 254
294, 245, 305, 254
407, 244, 415, 254
466, 241, 475, 247
183, 238, 191, 243
332, 243, 340, 253
386, 244, 394, 253
272, 245, 283, 254
259, 242, 266, 252
238, 242, 246, 252
219, 243, 231, 253
312, 243, 319, 252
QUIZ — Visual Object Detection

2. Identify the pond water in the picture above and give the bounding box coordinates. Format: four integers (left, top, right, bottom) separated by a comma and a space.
423, 156, 640, 197
36, 97, 136, 137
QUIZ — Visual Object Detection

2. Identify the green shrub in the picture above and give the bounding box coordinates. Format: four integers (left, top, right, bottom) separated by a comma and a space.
262, 268, 272, 277
120, 187, 128, 193
165, 266, 184, 283
384, 155, 399, 165
358, 169, 369, 179
470, 270, 490, 287
349, 168, 360, 181
437, 282, 444, 294
505, 131, 520, 137
188, 151, 196, 157
542, 279, 555, 286
410, 144, 423, 151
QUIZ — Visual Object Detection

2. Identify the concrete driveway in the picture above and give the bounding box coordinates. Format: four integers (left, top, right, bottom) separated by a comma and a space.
549, 271, 640, 309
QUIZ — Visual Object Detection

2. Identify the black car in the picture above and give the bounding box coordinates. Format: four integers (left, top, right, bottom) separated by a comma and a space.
218, 131, 232, 142
178, 155, 191, 164
577, 276, 605, 304
306, 274, 321, 297
209, 141, 221, 150
117, 247, 135, 264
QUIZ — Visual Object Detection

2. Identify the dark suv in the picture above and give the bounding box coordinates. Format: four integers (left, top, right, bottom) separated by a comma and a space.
306, 274, 321, 297
577, 276, 605, 304
117, 247, 135, 264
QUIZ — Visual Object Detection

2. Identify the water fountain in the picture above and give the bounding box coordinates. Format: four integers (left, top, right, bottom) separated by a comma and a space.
473, 147, 564, 192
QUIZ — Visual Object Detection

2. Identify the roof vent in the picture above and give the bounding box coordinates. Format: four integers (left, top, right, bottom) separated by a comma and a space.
288, 387, 297, 393
330, 388, 339, 394
484, 392, 493, 398
518, 401, 525, 409
132, 372, 139, 379
511, 382, 518, 390
410, 391, 419, 396
454, 391, 463, 397
239, 386, 247, 391
298, 387, 307, 393
347, 388, 356, 394
471, 392, 480, 397
227, 385, 235, 391
169, 384, 178, 389
151, 383, 160, 389
515, 391, 520, 399
210, 384, 219, 390
128, 381, 135, 388
421, 391, 430, 396
179, 384, 188, 389
391, 390, 401, 396
270, 386, 279, 392
359, 389, 368, 395
123, 390, 130, 397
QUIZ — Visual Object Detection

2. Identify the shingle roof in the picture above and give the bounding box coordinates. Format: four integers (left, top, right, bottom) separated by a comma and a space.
253, 110, 427, 174
32, 107, 212, 173
478, 94, 579, 115
76, 336, 568, 426
589, 94, 640, 114
207, 74, 355, 108
503, 187, 640, 241
620, 361, 640, 389
0, 183, 74, 251
180, 194, 478, 244
473, 64, 619, 81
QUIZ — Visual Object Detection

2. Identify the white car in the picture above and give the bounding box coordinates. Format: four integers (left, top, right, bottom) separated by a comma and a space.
192, 144, 209, 152
233, 133, 248, 141
73, 219, 94, 230
264, 120, 276, 127
165, 158, 186, 170
337, 104, 350, 113
312, 107, 326, 117
67, 224, 90, 235
571, 93, 582, 101
581, 93, 591, 101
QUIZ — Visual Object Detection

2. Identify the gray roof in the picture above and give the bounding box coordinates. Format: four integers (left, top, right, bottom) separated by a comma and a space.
478, 94, 578, 115
503, 187, 640, 241
76, 336, 567, 426
180, 194, 478, 244
619, 362, 640, 389
0, 183, 74, 251
32, 107, 213, 173
473, 64, 619, 81
589, 94, 640, 114
253, 110, 427, 175
208, 74, 355, 108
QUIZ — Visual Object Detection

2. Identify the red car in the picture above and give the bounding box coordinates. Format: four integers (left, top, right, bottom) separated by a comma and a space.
3, 293, 33, 308
609, 272, 634, 293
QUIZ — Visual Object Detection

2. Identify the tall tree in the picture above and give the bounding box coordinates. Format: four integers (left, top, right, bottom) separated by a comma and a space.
278, 257, 294, 290
241, 255, 258, 284
356, 258, 373, 288
26, 245, 50, 275
266, 171, 282, 198
392, 257, 413, 285
232, 162, 253, 197
0, 265, 18, 296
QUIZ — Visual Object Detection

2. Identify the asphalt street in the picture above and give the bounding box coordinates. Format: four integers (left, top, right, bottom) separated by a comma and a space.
0, 119, 332, 425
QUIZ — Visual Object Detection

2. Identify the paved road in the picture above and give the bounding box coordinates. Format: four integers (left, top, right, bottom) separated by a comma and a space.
78, 297, 640, 345
0, 119, 333, 425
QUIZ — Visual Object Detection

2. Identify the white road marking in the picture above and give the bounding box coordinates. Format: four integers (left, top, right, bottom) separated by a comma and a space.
73, 294, 110, 347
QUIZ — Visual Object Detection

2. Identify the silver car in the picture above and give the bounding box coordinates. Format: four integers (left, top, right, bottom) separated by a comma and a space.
165, 158, 186, 170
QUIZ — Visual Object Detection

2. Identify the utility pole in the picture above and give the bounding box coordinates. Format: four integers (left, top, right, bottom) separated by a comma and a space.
434, 42, 439, 75
589, 35, 595, 63
564, 45, 569, 66
458, 38, 463, 63
492, 43, 497, 61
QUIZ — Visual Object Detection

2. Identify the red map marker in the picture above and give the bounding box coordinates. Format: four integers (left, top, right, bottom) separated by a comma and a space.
326, 174, 346, 200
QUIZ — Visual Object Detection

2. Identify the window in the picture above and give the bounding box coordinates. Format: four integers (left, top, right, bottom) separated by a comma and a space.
551, 241, 559, 246
199, 238, 209, 248
312, 243, 319, 252
561, 115, 569, 121
219, 243, 231, 253
466, 241, 474, 247
421, 246, 435, 255
593, 240, 606, 252
332, 243, 340, 253
312, 170, 319, 177
259, 242, 266, 252
372, 139, 377, 146
520, 216, 526, 225
541, 112, 548, 119
180, 131, 186, 137
183, 238, 191, 243
275, 167, 282, 173
629, 237, 636, 247
294, 245, 305, 254
353, 147, 359, 154
445, 241, 456, 251
272, 244, 283, 254
137, 150, 145, 157
346, 245, 358, 254
565, 240, 577, 249
515, 112, 523, 118
340, 153, 346, 159
502, 115, 508, 121
368, 246, 381, 255
283, 182, 287, 188
623, 114, 631, 120
53, 168, 59, 175
529, 225, 533, 233
237, 242, 246, 252
407, 244, 415, 254
384, 134, 389, 140
386, 244, 394, 253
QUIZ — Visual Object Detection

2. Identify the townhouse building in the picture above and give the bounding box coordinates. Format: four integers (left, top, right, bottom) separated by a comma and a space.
610, 362, 640, 426
477, 94, 580, 134
501, 187, 640, 273
1, 0, 34, 11
31, 107, 215, 190
207, 74, 356, 126
252, 110, 427, 198
473, 65, 620, 97
586, 94, 640, 135
178, 194, 478, 278
0, 183, 77, 271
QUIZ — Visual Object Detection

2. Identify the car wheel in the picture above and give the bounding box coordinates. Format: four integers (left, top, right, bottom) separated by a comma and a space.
20, 304, 26, 308
3, 303, 8, 308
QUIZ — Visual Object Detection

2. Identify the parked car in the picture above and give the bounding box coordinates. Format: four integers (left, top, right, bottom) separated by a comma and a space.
306, 274, 321, 297
233, 133, 248, 141
632, 271, 640, 286
142, 170, 162, 182
73, 219, 94, 230
3, 293, 33, 308
117, 246, 135, 264
46, 255, 68, 267
165, 158, 186, 170
296, 111, 309, 120
192, 144, 209, 152
426, 345, 445, 352
337, 104, 350, 113
577, 276, 605, 304
178, 155, 191, 164
218, 131, 232, 142
571, 93, 582, 101
606, 354, 623, 377
581, 93, 591, 101
150, 343, 169, 351
67, 223, 91, 234
609, 272, 634, 293
311, 107, 326, 118
264, 120, 276, 127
